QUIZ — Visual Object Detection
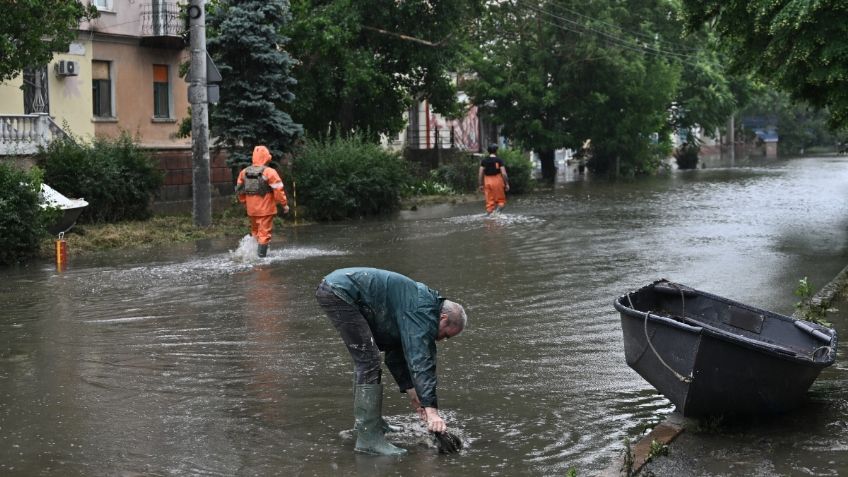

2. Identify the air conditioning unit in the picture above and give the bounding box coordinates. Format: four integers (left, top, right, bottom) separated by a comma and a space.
55, 60, 80, 77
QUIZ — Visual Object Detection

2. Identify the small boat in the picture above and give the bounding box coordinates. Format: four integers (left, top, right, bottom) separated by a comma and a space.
614, 279, 838, 417
39, 184, 89, 235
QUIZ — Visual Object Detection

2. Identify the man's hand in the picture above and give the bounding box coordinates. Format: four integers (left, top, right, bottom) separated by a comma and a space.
278, 205, 290, 215
423, 407, 446, 433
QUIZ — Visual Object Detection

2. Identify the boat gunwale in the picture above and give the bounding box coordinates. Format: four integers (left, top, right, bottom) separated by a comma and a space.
614, 280, 837, 367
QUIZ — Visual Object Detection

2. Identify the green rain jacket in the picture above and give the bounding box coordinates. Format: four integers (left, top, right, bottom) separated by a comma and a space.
323, 267, 445, 408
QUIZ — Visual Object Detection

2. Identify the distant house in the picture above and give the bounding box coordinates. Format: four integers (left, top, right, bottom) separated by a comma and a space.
754, 129, 779, 158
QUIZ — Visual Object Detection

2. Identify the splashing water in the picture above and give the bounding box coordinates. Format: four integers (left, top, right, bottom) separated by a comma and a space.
445, 212, 543, 226
230, 234, 260, 262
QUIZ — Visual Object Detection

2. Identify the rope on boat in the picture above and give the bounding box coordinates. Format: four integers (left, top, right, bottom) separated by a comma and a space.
811, 345, 833, 360
628, 292, 693, 384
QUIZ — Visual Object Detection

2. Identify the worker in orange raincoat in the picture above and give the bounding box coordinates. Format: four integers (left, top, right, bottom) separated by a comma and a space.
478, 143, 510, 215
235, 145, 289, 257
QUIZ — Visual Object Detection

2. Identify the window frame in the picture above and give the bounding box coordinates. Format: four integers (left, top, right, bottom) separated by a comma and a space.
92, 0, 114, 12
152, 64, 171, 119
92, 60, 113, 119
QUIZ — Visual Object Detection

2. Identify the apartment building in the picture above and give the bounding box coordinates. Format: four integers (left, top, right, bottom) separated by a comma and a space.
0, 1, 232, 209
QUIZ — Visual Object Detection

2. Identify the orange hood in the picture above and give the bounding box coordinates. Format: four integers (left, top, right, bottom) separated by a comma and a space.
252, 146, 272, 166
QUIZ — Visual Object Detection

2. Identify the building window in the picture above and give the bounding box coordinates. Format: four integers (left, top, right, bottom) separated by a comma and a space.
92, 0, 113, 11
153, 64, 170, 118
92, 60, 112, 118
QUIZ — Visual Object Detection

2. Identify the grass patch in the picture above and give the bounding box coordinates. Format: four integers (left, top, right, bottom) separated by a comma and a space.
37, 204, 304, 258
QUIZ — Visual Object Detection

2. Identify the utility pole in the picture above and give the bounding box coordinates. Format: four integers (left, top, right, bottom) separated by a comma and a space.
188, 0, 211, 227
728, 114, 736, 167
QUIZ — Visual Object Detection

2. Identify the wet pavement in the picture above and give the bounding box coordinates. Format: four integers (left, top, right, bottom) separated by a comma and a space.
1, 155, 848, 476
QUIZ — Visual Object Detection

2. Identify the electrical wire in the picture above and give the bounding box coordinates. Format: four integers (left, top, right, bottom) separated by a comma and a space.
510, 0, 703, 67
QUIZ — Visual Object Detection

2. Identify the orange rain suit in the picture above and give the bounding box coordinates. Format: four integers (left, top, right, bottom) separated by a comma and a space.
236, 146, 288, 245
479, 155, 508, 213
483, 174, 507, 213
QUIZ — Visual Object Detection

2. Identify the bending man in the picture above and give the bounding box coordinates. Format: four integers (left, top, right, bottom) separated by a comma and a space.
315, 267, 468, 455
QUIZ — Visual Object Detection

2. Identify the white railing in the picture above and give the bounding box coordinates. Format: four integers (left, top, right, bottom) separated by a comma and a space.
0, 113, 65, 155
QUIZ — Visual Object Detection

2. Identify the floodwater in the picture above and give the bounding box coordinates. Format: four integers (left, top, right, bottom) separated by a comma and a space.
2, 156, 848, 476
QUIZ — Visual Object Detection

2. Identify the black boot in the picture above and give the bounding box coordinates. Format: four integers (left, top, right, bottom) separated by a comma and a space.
353, 384, 407, 455
257, 243, 268, 258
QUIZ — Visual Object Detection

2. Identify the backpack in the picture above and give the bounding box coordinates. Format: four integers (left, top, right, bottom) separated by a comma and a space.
238, 165, 271, 195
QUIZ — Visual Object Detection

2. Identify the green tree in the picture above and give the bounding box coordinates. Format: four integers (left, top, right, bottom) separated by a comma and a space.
0, 0, 98, 82
285, 0, 482, 140
467, 0, 682, 178
670, 37, 737, 144
206, 0, 302, 169
681, 0, 848, 127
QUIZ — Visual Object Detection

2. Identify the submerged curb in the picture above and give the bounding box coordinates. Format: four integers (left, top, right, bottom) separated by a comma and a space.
792, 262, 848, 318
601, 263, 848, 477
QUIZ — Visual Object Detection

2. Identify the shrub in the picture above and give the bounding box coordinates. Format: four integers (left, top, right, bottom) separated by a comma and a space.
0, 164, 56, 265
674, 143, 700, 170
498, 148, 534, 194
432, 155, 479, 193
36, 132, 163, 223
291, 135, 409, 220
403, 177, 455, 196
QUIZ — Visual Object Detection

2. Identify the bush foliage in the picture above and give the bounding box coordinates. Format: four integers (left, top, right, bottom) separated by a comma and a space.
292, 136, 409, 220
0, 164, 56, 265
36, 132, 163, 223
674, 143, 700, 170
498, 148, 534, 194
432, 148, 534, 195
432, 155, 479, 193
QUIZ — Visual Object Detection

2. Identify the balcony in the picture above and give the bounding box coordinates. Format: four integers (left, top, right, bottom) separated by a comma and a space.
0, 114, 67, 156
140, 1, 185, 49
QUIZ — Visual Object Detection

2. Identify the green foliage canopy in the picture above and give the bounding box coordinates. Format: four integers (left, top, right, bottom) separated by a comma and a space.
467, 0, 683, 177
681, 0, 848, 127
285, 0, 482, 140
0, 0, 98, 82
207, 0, 303, 169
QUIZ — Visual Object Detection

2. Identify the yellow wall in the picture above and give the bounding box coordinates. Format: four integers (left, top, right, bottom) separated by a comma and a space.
49, 40, 95, 138
0, 76, 25, 115
0, 38, 94, 139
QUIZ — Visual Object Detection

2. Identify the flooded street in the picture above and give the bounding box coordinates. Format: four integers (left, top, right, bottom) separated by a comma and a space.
2, 156, 848, 476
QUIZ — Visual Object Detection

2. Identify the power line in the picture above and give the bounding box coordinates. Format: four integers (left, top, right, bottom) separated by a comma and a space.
516, 0, 695, 61
510, 0, 702, 66
540, 1, 702, 53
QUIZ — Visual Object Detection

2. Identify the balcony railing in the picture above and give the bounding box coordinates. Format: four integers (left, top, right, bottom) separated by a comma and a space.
0, 114, 66, 156
140, 1, 185, 49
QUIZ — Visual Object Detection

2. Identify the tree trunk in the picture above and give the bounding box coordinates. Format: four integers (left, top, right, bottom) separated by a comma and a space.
539, 149, 556, 183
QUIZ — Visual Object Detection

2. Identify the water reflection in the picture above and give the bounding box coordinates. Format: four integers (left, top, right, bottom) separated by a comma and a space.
1, 156, 847, 476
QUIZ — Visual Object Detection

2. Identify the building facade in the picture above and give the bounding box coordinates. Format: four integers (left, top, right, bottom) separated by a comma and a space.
0, 0, 233, 210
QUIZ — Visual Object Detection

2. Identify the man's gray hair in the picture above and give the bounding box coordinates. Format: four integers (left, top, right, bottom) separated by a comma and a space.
441, 300, 467, 330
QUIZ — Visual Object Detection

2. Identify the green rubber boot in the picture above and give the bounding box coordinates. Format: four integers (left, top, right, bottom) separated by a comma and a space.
257, 243, 268, 258
381, 418, 403, 434
353, 384, 407, 455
